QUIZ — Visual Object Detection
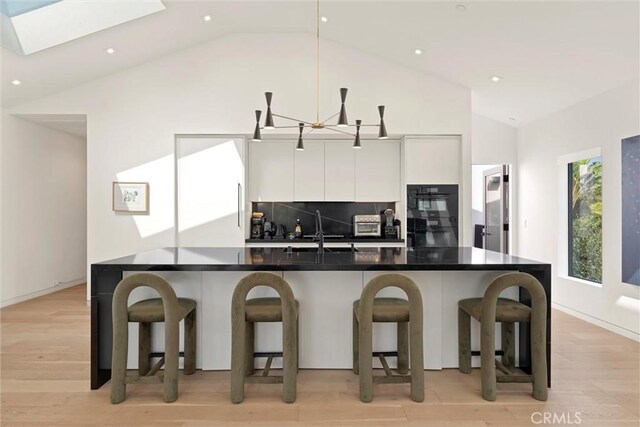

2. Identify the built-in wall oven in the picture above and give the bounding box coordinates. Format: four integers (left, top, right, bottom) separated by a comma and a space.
406, 185, 459, 248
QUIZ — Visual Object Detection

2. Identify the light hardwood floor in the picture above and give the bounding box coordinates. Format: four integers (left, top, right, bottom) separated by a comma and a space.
1, 284, 638, 426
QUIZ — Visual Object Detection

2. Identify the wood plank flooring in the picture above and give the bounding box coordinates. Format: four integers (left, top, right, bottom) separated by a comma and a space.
1, 284, 638, 426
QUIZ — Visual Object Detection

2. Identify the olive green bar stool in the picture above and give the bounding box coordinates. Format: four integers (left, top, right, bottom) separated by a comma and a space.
458, 272, 547, 401
353, 273, 424, 403
110, 273, 197, 404
231, 272, 298, 404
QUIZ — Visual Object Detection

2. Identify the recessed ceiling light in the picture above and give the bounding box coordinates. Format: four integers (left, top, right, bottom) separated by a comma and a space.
491, 75, 502, 82
105, 47, 115, 54
11, 80, 21, 85
203, 15, 212, 22
414, 49, 423, 55
456, 5, 467, 12
321, 16, 328, 22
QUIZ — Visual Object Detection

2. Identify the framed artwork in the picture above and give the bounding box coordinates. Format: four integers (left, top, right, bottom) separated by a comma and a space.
112, 182, 149, 213
622, 135, 640, 286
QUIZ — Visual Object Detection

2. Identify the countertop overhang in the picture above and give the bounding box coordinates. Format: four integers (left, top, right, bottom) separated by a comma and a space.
92, 246, 548, 272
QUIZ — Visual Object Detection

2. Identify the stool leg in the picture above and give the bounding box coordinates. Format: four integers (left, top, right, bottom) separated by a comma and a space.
282, 313, 297, 403
231, 316, 246, 404
138, 322, 151, 376
352, 310, 359, 375
531, 320, 548, 401
458, 308, 472, 374
163, 317, 180, 403
184, 309, 197, 375
245, 321, 255, 376
501, 322, 515, 372
359, 316, 374, 403
110, 320, 129, 404
296, 317, 300, 372
397, 321, 409, 375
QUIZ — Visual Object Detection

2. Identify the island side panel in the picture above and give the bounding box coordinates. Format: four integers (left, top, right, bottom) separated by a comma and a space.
201, 271, 284, 370
122, 272, 203, 370
518, 264, 552, 386
284, 271, 364, 369
364, 271, 444, 370
91, 267, 122, 390
440, 271, 519, 368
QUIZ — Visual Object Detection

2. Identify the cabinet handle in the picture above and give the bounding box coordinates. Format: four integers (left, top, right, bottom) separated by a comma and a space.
237, 183, 241, 227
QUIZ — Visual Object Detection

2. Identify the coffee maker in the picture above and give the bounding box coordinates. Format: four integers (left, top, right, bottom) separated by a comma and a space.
251, 212, 265, 239
383, 209, 400, 239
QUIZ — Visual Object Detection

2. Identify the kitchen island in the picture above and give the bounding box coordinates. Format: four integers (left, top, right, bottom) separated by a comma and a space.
91, 247, 551, 390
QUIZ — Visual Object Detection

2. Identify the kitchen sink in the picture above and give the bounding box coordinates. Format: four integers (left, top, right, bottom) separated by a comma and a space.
282, 247, 359, 253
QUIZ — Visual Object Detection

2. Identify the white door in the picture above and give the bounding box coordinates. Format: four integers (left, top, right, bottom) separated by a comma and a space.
176, 136, 245, 247
483, 165, 509, 253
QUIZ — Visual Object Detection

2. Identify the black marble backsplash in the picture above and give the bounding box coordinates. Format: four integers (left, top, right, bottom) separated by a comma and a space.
252, 202, 396, 237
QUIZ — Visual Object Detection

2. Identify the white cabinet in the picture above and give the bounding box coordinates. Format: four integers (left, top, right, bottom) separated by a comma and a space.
176, 136, 245, 247
355, 140, 400, 201
294, 141, 324, 201
249, 140, 294, 201
404, 136, 461, 184
324, 141, 355, 201
248, 139, 400, 202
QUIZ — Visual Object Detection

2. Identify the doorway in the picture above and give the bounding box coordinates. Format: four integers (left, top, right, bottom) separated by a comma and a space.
472, 164, 511, 254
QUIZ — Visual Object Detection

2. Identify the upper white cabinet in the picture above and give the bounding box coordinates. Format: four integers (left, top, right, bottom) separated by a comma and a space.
176, 136, 245, 247
324, 141, 355, 201
355, 140, 400, 201
249, 139, 399, 202
249, 140, 294, 201
294, 141, 325, 201
404, 136, 461, 184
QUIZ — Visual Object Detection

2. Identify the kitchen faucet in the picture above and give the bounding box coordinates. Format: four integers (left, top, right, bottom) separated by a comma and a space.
314, 210, 324, 253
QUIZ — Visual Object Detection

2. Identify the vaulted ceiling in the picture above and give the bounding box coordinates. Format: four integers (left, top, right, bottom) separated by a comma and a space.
2, 1, 638, 126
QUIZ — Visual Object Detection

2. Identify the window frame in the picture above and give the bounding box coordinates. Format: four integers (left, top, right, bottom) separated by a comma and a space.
566, 157, 603, 284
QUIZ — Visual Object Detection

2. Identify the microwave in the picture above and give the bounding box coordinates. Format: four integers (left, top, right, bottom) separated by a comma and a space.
353, 215, 382, 237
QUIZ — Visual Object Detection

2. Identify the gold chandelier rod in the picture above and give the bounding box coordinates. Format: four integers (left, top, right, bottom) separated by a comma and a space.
316, 0, 320, 124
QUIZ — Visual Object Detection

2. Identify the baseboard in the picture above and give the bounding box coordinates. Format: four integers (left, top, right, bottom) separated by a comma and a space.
1, 279, 86, 308
552, 301, 640, 342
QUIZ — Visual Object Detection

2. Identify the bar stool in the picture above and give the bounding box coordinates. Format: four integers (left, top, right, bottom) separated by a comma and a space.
230, 272, 298, 404
353, 273, 424, 403
458, 272, 547, 401
110, 273, 197, 404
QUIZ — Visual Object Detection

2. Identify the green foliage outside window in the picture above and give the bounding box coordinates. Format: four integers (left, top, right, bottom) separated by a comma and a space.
569, 158, 602, 283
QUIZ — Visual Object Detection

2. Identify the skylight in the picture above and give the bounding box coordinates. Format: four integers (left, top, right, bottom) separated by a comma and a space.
1, 0, 166, 55
0, 0, 62, 17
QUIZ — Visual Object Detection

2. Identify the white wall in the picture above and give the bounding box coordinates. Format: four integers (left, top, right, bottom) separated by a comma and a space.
471, 113, 517, 250
472, 113, 517, 165
6, 33, 472, 295
1, 114, 87, 305
517, 80, 640, 339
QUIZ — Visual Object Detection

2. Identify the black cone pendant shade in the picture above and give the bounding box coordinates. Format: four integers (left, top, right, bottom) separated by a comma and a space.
377, 105, 388, 139
253, 110, 262, 142
264, 92, 275, 129
337, 88, 348, 127
353, 119, 362, 149
296, 123, 305, 151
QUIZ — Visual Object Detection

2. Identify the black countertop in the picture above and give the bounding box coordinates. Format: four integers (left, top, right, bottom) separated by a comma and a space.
245, 238, 404, 244
92, 247, 548, 272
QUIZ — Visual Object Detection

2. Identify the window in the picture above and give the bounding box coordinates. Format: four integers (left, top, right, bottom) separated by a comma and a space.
568, 157, 602, 283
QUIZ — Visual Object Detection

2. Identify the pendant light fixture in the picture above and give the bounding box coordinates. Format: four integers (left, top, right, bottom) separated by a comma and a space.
251, 0, 389, 150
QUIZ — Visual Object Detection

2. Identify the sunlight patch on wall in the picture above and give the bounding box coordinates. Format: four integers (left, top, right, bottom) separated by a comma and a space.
615, 295, 640, 314
177, 140, 242, 233
116, 154, 174, 239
